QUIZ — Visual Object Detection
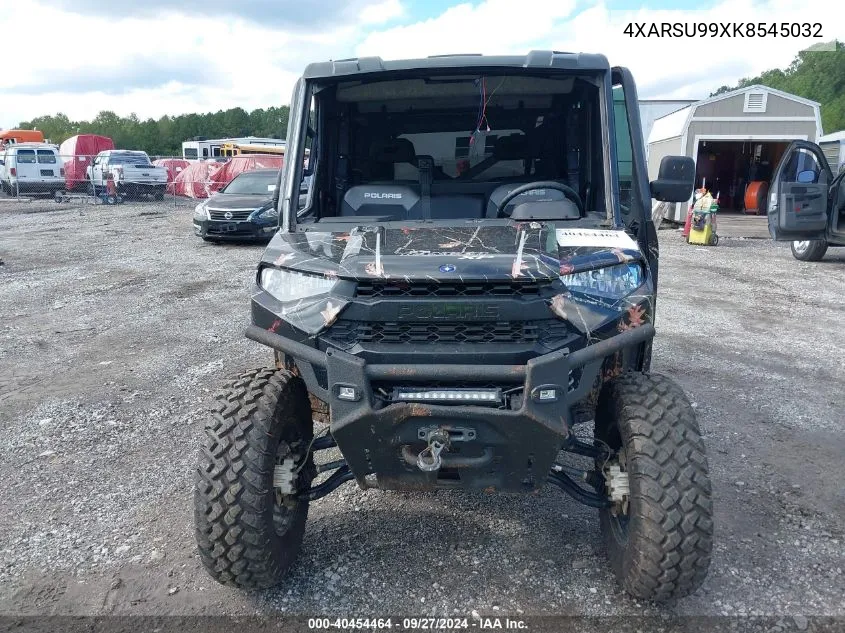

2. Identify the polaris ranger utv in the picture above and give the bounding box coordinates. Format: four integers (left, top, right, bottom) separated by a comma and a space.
195, 52, 712, 602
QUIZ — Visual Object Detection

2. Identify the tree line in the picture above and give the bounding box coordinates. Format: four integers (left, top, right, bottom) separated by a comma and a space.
15, 106, 291, 157
712, 40, 844, 134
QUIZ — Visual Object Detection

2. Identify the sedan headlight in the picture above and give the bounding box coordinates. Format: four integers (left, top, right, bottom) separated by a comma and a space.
260, 267, 336, 302
193, 201, 208, 219
560, 263, 643, 300
255, 205, 278, 220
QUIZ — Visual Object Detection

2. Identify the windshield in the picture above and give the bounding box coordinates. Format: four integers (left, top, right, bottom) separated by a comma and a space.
295, 71, 612, 226
110, 153, 151, 165
222, 170, 278, 195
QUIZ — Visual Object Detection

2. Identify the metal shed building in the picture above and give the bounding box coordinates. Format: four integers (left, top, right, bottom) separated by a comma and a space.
818, 130, 845, 173
638, 99, 698, 152
647, 85, 823, 222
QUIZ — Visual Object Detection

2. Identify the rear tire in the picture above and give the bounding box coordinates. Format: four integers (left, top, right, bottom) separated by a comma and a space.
195, 367, 314, 589
595, 373, 713, 602
791, 239, 827, 261
154, 187, 165, 201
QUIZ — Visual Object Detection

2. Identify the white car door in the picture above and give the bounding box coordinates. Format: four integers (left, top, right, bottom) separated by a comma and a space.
35, 148, 61, 185
14, 148, 38, 185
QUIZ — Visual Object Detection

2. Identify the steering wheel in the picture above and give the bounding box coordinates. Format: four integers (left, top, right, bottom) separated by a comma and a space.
495, 181, 584, 218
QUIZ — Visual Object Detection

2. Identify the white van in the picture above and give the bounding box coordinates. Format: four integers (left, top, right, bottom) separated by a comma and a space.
0, 143, 65, 195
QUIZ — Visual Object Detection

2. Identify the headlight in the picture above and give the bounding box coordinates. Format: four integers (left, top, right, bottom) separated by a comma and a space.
256, 206, 278, 220
193, 202, 208, 219
560, 263, 643, 300
260, 267, 336, 302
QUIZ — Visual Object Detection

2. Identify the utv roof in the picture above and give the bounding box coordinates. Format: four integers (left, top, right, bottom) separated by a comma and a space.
303, 51, 610, 79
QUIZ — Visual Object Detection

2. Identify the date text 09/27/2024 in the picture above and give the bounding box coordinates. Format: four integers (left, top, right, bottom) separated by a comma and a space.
307, 617, 529, 630
624, 22, 823, 38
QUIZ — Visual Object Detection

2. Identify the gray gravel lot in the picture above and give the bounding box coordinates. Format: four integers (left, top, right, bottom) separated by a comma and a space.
1, 196, 843, 618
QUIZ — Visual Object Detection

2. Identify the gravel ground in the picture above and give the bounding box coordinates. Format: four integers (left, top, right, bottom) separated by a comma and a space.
1, 196, 843, 619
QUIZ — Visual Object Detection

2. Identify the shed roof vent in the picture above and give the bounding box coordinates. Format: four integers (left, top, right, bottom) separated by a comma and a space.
744, 91, 768, 113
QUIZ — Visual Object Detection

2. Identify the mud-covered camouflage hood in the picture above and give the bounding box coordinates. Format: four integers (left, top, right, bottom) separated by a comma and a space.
260, 222, 641, 281
255, 222, 651, 338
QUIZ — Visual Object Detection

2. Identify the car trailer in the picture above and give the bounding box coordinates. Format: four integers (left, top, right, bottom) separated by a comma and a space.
54, 190, 124, 205
55, 178, 124, 205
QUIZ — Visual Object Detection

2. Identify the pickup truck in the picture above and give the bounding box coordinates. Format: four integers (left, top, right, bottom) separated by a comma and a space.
86, 150, 168, 199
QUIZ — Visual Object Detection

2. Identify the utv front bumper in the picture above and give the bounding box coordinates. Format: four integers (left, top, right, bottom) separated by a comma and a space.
245, 323, 654, 492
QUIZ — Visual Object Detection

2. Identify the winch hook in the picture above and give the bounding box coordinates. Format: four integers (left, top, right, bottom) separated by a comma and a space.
416, 429, 450, 472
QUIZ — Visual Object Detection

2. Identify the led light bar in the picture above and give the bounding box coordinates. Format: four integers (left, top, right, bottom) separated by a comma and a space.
393, 387, 503, 406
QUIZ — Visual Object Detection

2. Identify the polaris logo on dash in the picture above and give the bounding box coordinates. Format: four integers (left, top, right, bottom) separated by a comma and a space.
364, 192, 402, 199
508, 189, 546, 196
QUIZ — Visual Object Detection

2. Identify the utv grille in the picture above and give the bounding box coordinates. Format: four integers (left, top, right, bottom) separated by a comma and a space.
324, 320, 570, 346
355, 281, 546, 298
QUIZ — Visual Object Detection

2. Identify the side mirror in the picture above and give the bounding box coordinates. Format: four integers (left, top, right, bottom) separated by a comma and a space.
796, 169, 816, 184
650, 155, 695, 203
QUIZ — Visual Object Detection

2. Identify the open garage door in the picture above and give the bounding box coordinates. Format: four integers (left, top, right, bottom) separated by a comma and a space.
694, 140, 790, 214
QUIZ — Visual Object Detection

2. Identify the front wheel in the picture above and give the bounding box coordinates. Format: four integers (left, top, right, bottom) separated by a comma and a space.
195, 367, 315, 589
594, 373, 713, 602
791, 239, 827, 261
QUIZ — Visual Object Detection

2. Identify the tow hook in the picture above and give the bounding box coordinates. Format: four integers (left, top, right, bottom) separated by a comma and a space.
416, 429, 450, 472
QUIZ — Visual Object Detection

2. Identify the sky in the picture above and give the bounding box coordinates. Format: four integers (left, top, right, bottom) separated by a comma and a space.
1, 0, 842, 127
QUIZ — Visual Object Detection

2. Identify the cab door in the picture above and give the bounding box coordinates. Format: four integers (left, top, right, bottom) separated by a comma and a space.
90, 155, 105, 184
768, 141, 832, 241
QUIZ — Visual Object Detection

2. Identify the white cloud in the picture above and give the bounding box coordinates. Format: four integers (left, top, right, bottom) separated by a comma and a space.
0, 0, 370, 125
557, 0, 843, 99
1, 0, 842, 128
359, 0, 405, 25
357, 0, 578, 59
358, 0, 843, 99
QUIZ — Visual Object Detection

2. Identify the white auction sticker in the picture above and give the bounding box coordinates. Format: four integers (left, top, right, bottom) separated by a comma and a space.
556, 228, 638, 250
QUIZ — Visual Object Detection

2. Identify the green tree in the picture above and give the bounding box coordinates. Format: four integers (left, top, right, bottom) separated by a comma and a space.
14, 104, 291, 155
711, 40, 845, 133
